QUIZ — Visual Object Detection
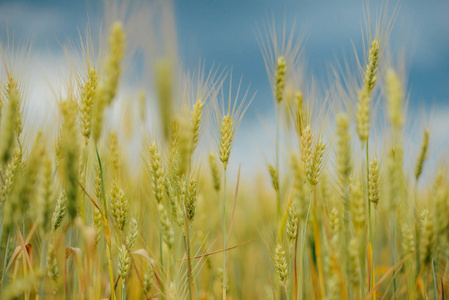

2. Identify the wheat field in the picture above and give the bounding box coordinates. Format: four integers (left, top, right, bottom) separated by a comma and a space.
0, 0, 448, 299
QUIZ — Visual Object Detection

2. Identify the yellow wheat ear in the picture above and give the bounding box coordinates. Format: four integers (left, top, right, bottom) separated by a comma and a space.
356, 39, 380, 144
101, 22, 125, 106
208, 152, 221, 192
385, 68, 404, 131
364, 40, 381, 94
273, 243, 288, 284
155, 58, 174, 141
290, 152, 309, 222
419, 209, 435, 267
349, 178, 365, 233
218, 114, 233, 170
79, 67, 99, 143
93, 21, 126, 142
0, 76, 20, 165
148, 140, 164, 204
286, 202, 298, 242
336, 113, 351, 187
368, 157, 380, 207
117, 244, 130, 279
257, 17, 304, 105
188, 63, 226, 155
110, 181, 128, 232
213, 74, 254, 171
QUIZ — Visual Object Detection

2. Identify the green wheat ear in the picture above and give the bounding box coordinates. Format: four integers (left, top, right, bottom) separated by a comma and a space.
79, 67, 99, 142
286, 203, 298, 242
268, 163, 279, 192
415, 129, 430, 181
218, 114, 234, 170
274, 56, 287, 103
368, 157, 380, 207
110, 181, 129, 232
0, 76, 20, 165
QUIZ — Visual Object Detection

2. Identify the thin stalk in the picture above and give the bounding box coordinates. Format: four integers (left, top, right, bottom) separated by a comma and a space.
274, 103, 282, 300
373, 209, 377, 300
392, 215, 397, 300
106, 243, 115, 300
364, 138, 370, 299
313, 188, 325, 299
432, 258, 438, 299
95, 146, 107, 213
343, 184, 350, 298
66, 225, 72, 297
95, 145, 116, 300
432, 244, 439, 299
0, 220, 3, 261
39, 233, 48, 298
1, 231, 11, 291
361, 227, 367, 299
222, 167, 227, 300
301, 192, 313, 300
170, 249, 175, 288
294, 220, 300, 300
159, 218, 163, 268
288, 242, 293, 299
276, 103, 281, 223
414, 184, 421, 283
81, 143, 90, 222
183, 222, 194, 300
121, 279, 126, 300
275, 103, 282, 300
391, 129, 399, 300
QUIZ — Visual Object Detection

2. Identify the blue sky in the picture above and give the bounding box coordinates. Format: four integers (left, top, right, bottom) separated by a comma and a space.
174, 0, 449, 111
2, 0, 448, 110
1, 0, 448, 177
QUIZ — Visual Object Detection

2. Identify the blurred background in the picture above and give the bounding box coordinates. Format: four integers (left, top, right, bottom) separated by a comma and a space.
0, 0, 448, 180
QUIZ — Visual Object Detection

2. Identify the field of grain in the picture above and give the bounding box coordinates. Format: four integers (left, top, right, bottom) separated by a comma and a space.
0, 0, 448, 299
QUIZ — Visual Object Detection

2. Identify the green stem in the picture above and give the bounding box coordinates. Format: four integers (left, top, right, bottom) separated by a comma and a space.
432, 258, 438, 299
414, 184, 421, 283
275, 103, 282, 300
158, 218, 163, 268
80, 143, 90, 222
0, 219, 3, 261
183, 201, 194, 300
392, 216, 397, 300
123, 277, 128, 300
39, 234, 48, 298
301, 192, 313, 300
365, 138, 372, 298
66, 225, 72, 297
343, 184, 350, 298
361, 230, 367, 299
432, 244, 439, 299
373, 209, 377, 298
276, 103, 281, 223
288, 242, 293, 299
95, 144, 115, 300
222, 167, 227, 300
1, 231, 11, 291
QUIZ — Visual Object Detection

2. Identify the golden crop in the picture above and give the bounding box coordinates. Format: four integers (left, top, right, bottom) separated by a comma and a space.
0, 1, 447, 299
